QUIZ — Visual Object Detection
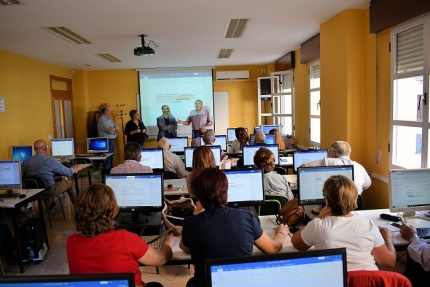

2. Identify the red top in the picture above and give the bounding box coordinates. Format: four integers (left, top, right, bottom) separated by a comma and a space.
67, 229, 149, 286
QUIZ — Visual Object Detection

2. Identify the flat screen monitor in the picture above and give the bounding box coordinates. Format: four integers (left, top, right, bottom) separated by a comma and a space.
226, 128, 248, 142
206, 248, 347, 287
51, 138, 74, 157
0, 160, 22, 190
87, 137, 109, 155
261, 125, 279, 134
168, 136, 188, 153
104, 173, 163, 224
184, 146, 221, 169
0, 273, 135, 287
242, 144, 279, 167
297, 165, 354, 206
11, 145, 33, 162
389, 168, 430, 217
139, 148, 164, 170
265, 134, 276, 144
293, 149, 328, 173
224, 168, 265, 207
254, 126, 262, 134
200, 135, 227, 151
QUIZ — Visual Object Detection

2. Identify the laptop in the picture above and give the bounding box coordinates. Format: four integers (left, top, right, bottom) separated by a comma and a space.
206, 248, 347, 287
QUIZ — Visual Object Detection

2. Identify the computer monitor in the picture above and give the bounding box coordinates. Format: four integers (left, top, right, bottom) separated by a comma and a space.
184, 146, 221, 169
265, 134, 276, 144
87, 137, 109, 155
254, 126, 262, 134
388, 168, 430, 217
0, 273, 135, 287
242, 144, 279, 167
51, 138, 74, 157
223, 168, 265, 208
200, 135, 227, 151
104, 173, 164, 224
226, 128, 248, 142
168, 136, 188, 153
139, 148, 164, 170
206, 248, 347, 287
298, 165, 354, 214
293, 149, 328, 173
0, 160, 22, 190
261, 125, 279, 134
11, 145, 33, 162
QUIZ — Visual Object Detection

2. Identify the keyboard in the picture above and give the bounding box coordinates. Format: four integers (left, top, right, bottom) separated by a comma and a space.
0, 193, 20, 198
141, 235, 161, 248
75, 154, 93, 157
417, 227, 430, 239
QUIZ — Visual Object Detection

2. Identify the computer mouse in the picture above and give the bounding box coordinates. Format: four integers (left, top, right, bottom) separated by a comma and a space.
19, 194, 26, 199
167, 184, 173, 188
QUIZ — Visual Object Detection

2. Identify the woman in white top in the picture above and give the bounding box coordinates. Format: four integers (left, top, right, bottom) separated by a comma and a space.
231, 127, 249, 153
291, 175, 396, 270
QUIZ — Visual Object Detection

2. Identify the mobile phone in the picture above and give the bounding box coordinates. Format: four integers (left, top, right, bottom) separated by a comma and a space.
389, 222, 402, 228
289, 227, 300, 234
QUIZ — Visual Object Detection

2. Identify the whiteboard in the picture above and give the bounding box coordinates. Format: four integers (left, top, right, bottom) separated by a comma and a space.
214, 91, 228, 134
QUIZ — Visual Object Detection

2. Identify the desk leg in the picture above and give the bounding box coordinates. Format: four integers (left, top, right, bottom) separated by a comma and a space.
11, 210, 25, 273
38, 197, 49, 250
87, 169, 92, 186
73, 174, 80, 196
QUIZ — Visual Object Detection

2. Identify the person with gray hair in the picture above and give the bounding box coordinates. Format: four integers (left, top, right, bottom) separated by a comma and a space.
158, 137, 186, 178
254, 132, 266, 144
110, 142, 152, 174
202, 130, 216, 145
300, 140, 371, 209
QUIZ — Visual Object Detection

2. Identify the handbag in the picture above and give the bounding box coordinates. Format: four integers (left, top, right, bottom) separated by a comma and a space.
276, 198, 306, 227
161, 197, 196, 236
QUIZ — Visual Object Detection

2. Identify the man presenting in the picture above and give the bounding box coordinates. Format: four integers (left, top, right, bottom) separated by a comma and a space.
177, 100, 213, 146
22, 140, 83, 206
97, 103, 119, 172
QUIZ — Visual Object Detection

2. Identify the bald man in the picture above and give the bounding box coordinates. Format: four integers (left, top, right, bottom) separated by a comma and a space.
22, 140, 83, 206
158, 137, 186, 178
254, 132, 266, 144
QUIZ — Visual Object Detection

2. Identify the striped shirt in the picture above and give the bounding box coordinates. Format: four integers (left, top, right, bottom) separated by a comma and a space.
110, 160, 153, 174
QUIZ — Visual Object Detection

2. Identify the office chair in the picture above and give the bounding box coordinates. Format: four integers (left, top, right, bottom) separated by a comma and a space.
22, 175, 66, 229
347, 270, 412, 287
258, 195, 288, 216
74, 157, 100, 188
163, 170, 180, 179
274, 167, 286, 175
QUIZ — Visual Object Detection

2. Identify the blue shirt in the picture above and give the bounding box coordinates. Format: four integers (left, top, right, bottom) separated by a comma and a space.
97, 115, 118, 139
21, 152, 73, 187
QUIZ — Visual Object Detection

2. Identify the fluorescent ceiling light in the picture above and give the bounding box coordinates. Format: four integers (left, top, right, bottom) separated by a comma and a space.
42, 27, 91, 45
218, 49, 234, 58
95, 54, 122, 63
223, 19, 251, 38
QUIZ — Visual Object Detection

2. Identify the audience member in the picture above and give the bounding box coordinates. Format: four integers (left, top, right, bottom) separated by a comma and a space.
202, 130, 216, 145
185, 146, 216, 198
254, 132, 266, 144
124, 109, 147, 149
110, 142, 152, 174
97, 103, 119, 171
180, 168, 289, 287
191, 127, 207, 147
269, 128, 286, 150
157, 105, 177, 141
158, 137, 186, 178
67, 183, 175, 287
400, 224, 430, 287
22, 140, 83, 206
299, 141, 371, 209
253, 147, 293, 205
231, 127, 250, 153
291, 175, 396, 270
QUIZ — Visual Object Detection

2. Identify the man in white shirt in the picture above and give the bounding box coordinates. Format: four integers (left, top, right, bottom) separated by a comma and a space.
300, 141, 371, 209
158, 137, 187, 178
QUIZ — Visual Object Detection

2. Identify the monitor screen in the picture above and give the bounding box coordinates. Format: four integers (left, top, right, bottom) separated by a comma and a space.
389, 168, 430, 217
293, 149, 328, 172
224, 168, 265, 207
87, 137, 109, 154
51, 138, 74, 157
242, 144, 279, 166
265, 134, 276, 144
185, 146, 221, 169
261, 125, 279, 134
168, 136, 188, 153
139, 148, 164, 170
298, 165, 354, 206
0, 160, 22, 190
11, 146, 33, 163
200, 135, 227, 151
0, 273, 135, 287
206, 248, 347, 287
254, 126, 262, 134
226, 128, 248, 142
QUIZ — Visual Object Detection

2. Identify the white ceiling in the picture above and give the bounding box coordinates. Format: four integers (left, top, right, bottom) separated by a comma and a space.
0, 0, 369, 70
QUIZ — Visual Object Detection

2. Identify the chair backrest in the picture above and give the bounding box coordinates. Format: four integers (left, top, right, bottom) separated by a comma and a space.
274, 167, 286, 175
163, 170, 180, 179
258, 199, 282, 216
74, 157, 93, 164
22, 175, 48, 189
347, 270, 412, 287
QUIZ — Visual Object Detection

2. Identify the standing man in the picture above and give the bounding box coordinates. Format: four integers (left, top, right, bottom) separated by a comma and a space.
177, 100, 213, 147
97, 103, 119, 172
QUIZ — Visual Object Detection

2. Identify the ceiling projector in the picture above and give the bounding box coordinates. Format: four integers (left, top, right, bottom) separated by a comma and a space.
134, 34, 156, 56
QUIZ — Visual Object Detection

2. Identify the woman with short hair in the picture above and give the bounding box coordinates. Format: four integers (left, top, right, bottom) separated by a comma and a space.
291, 175, 396, 270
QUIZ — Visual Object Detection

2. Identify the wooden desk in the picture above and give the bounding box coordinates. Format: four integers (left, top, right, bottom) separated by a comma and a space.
0, 189, 49, 273
164, 179, 188, 196
72, 163, 92, 195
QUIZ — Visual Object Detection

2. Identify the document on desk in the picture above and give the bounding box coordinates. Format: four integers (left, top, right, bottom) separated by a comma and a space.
378, 223, 400, 232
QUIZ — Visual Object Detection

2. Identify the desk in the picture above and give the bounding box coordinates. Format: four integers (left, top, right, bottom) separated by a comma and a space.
0, 189, 49, 273
164, 179, 188, 196
75, 153, 114, 175
72, 163, 92, 196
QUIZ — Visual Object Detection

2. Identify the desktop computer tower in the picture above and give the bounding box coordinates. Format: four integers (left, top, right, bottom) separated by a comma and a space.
19, 218, 43, 260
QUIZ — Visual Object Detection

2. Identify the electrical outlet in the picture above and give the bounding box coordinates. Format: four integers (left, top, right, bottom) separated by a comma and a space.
48, 135, 52, 140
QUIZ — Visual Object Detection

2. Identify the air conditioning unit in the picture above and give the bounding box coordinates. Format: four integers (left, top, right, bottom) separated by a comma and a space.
215, 70, 250, 81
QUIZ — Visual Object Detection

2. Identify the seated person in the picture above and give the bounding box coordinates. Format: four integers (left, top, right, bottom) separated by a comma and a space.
180, 168, 289, 287
202, 130, 216, 146
253, 147, 293, 205
191, 127, 207, 147
291, 175, 396, 270
231, 127, 249, 153
22, 139, 83, 206
269, 128, 286, 150
158, 137, 186, 178
254, 132, 266, 144
66, 183, 175, 287
110, 142, 152, 174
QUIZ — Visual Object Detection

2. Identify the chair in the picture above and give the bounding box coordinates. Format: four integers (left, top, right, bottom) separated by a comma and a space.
22, 175, 66, 229
164, 170, 180, 179
274, 167, 286, 175
74, 157, 100, 188
347, 270, 412, 287
258, 195, 287, 215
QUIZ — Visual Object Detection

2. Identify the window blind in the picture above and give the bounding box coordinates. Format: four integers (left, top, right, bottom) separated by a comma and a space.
396, 24, 423, 73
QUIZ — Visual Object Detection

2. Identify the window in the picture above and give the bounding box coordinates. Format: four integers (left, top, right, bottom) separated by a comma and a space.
309, 60, 320, 146
270, 70, 294, 135
390, 15, 430, 168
